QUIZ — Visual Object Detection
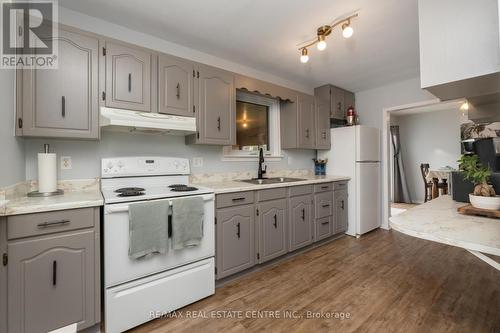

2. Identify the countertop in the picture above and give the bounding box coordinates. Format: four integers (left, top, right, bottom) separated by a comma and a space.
194, 175, 350, 194
390, 196, 500, 256
1, 179, 104, 216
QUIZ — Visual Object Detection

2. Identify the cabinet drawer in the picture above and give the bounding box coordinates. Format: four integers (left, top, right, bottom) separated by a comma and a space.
314, 182, 333, 193
7, 208, 95, 240
289, 185, 313, 197
257, 188, 287, 202
315, 192, 333, 219
216, 191, 254, 208
315, 216, 332, 241
334, 182, 348, 191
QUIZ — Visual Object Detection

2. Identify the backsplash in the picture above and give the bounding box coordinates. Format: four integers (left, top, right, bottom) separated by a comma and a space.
190, 169, 313, 183
24, 130, 316, 181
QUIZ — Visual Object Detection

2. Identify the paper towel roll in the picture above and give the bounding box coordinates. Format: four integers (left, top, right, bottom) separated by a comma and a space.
38, 153, 57, 193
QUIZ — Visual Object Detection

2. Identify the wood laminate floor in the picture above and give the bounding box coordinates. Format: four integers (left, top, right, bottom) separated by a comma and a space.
130, 230, 500, 333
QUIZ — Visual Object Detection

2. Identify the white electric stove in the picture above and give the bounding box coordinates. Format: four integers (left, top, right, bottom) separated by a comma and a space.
101, 157, 215, 333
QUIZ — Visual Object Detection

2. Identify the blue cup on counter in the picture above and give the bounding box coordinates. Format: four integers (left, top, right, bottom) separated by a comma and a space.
313, 159, 328, 176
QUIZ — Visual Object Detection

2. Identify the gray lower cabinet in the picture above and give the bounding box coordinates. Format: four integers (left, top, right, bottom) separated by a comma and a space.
257, 199, 287, 263
216, 205, 254, 279
3, 207, 100, 333
189, 64, 235, 145
289, 194, 313, 251
334, 189, 348, 234
18, 27, 99, 139
158, 54, 195, 117
104, 41, 154, 112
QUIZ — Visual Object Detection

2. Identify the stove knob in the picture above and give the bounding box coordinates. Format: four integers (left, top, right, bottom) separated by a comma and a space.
117, 161, 124, 169
106, 162, 114, 169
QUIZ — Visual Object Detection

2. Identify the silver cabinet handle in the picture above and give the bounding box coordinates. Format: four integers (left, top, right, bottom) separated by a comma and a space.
341, 200, 345, 210
273, 214, 277, 228
305, 129, 310, 138
61, 96, 66, 118
37, 220, 70, 228
217, 117, 221, 131
301, 208, 305, 220
176, 83, 180, 99
322, 131, 326, 139
321, 221, 329, 225
322, 204, 330, 208
236, 222, 241, 239
231, 197, 245, 202
128, 73, 132, 92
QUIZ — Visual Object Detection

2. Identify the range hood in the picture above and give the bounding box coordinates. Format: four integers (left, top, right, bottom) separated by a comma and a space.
100, 107, 196, 135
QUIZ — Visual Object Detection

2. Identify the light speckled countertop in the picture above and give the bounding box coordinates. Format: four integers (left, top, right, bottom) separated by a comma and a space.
194, 175, 350, 194
1, 179, 103, 216
390, 196, 500, 256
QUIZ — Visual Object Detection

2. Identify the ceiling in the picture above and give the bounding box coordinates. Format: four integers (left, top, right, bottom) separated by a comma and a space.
59, 0, 421, 92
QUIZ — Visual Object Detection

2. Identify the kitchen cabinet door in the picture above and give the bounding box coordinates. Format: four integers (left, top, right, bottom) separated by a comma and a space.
298, 94, 315, 149
334, 190, 348, 234
20, 28, 99, 139
289, 194, 313, 251
257, 199, 287, 263
331, 87, 345, 119
158, 54, 194, 117
196, 64, 235, 145
315, 98, 331, 149
216, 205, 254, 279
344, 90, 355, 112
8, 230, 96, 333
105, 41, 153, 112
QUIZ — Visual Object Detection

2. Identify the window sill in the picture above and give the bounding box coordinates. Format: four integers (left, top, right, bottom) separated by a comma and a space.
221, 155, 284, 162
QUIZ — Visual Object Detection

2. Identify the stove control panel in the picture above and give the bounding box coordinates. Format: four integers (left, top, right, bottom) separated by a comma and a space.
101, 157, 190, 178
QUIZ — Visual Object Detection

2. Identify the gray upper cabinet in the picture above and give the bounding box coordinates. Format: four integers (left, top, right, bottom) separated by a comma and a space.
18, 27, 99, 139
331, 87, 345, 119
191, 64, 235, 145
8, 230, 96, 333
289, 194, 313, 251
257, 199, 287, 263
334, 189, 348, 234
298, 94, 315, 149
314, 84, 355, 121
280, 93, 316, 149
216, 204, 254, 279
158, 54, 195, 117
104, 41, 153, 112
315, 97, 331, 149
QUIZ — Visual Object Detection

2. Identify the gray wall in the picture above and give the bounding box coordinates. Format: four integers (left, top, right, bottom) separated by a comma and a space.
0, 70, 25, 187
393, 109, 461, 203
24, 131, 315, 180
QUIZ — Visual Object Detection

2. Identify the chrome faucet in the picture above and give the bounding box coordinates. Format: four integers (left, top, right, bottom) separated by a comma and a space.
257, 147, 267, 179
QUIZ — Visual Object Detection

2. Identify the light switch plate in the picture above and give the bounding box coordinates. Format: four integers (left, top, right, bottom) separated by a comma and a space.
192, 157, 203, 168
61, 156, 72, 170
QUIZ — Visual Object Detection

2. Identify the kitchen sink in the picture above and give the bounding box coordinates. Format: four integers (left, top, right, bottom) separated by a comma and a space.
238, 177, 306, 185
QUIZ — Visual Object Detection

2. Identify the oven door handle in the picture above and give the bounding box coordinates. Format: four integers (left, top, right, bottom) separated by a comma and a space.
104, 194, 214, 214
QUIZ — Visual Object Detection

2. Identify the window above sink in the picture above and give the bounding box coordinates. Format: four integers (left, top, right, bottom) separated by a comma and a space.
222, 91, 283, 161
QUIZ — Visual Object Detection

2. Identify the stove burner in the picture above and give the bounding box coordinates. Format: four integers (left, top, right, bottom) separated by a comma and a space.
114, 187, 146, 193
170, 186, 198, 192
117, 190, 145, 197
168, 184, 188, 189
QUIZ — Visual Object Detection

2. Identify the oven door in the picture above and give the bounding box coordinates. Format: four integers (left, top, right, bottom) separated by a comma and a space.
104, 193, 215, 287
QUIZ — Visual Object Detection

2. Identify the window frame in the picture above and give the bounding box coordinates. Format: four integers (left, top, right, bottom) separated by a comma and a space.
222, 91, 283, 161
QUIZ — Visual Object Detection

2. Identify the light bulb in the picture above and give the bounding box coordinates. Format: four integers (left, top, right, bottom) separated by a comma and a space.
342, 25, 354, 39
317, 40, 327, 51
300, 48, 309, 63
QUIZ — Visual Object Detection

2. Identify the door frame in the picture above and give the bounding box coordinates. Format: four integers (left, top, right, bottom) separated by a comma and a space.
380, 98, 440, 230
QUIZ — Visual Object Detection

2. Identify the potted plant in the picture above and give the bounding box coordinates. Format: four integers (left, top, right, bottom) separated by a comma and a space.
458, 154, 500, 210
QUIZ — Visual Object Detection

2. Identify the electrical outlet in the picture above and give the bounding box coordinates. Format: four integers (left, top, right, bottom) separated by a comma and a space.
61, 156, 72, 170
192, 157, 203, 168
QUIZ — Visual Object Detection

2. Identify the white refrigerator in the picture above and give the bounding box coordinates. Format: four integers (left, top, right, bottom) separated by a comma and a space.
318, 125, 381, 237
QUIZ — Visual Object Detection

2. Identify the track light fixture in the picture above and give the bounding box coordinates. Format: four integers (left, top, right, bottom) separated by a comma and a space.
298, 13, 358, 63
